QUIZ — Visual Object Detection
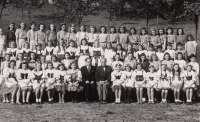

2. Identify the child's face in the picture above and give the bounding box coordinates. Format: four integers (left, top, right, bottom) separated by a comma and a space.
94, 42, 99, 47
148, 46, 153, 51
157, 48, 161, 52
22, 64, 27, 70
10, 62, 15, 68
10, 43, 15, 48
177, 54, 182, 60
30, 53, 35, 59
120, 28, 124, 33
40, 25, 44, 30
41, 57, 45, 62
149, 67, 154, 72
5, 55, 10, 61
187, 66, 192, 71
174, 65, 179, 71
50, 25, 55, 31
164, 54, 170, 60
125, 66, 131, 71
159, 30, 163, 34
18, 54, 23, 59
60, 40, 64, 45
59, 65, 64, 71
151, 30, 156, 35
130, 29, 135, 34
138, 46, 142, 50
188, 36, 192, 41
91, 27, 95, 33
177, 45, 182, 50
70, 27, 75, 32
25, 43, 29, 49
141, 56, 145, 61
9, 24, 14, 30
71, 63, 76, 69
107, 44, 111, 49
115, 55, 120, 60
128, 45, 132, 50
48, 64, 53, 69
80, 26, 85, 31
52, 57, 56, 62
128, 54, 133, 59
101, 27, 105, 33
117, 46, 121, 50
190, 57, 195, 62
178, 29, 182, 35
167, 29, 172, 34
137, 65, 142, 70
61, 25, 66, 30
21, 23, 25, 29
48, 42, 52, 47
36, 63, 41, 70
161, 65, 166, 70
142, 30, 145, 35
70, 42, 75, 47
82, 40, 87, 45
65, 54, 70, 59
116, 65, 121, 71
37, 45, 42, 50
110, 28, 115, 33
167, 45, 172, 50
31, 24, 35, 30
152, 55, 156, 61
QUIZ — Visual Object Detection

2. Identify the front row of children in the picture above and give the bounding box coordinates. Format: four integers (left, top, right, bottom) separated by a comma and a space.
111, 54, 198, 104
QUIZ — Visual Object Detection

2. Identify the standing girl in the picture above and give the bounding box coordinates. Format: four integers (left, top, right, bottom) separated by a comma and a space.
61, 52, 73, 70
44, 62, 56, 103
174, 52, 187, 72
157, 63, 172, 104
176, 28, 186, 46
146, 65, 158, 104
15, 22, 27, 49
27, 22, 36, 50
43, 41, 55, 61
0, 28, 6, 65
111, 64, 123, 104
35, 23, 46, 49
185, 34, 197, 56
55, 63, 67, 103
6, 23, 15, 47
67, 25, 77, 46
148, 28, 161, 50
31, 62, 45, 104
108, 26, 118, 49
118, 26, 129, 50
139, 27, 149, 50
87, 25, 98, 46
122, 65, 134, 103
161, 53, 174, 72
128, 27, 140, 51
158, 28, 167, 50
16, 53, 24, 69
98, 26, 108, 49
149, 53, 160, 71
166, 27, 176, 49
184, 64, 196, 104
188, 54, 199, 86
133, 63, 147, 104
138, 53, 150, 72
76, 25, 88, 46
57, 23, 68, 45
55, 39, 66, 61
171, 64, 184, 104
17, 62, 32, 104
67, 61, 82, 103
116, 44, 126, 60
46, 23, 57, 47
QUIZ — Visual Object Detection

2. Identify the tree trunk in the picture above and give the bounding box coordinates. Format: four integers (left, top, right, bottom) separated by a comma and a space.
28, 6, 31, 19
0, 0, 6, 19
157, 14, 159, 31
195, 14, 199, 41
21, 7, 24, 21
146, 13, 149, 34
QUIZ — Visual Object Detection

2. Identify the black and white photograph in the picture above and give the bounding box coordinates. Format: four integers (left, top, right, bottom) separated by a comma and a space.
0, 0, 199, 121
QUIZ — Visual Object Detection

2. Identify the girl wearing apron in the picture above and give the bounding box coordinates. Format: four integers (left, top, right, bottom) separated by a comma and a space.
43, 41, 55, 61
6, 41, 18, 61
91, 41, 103, 67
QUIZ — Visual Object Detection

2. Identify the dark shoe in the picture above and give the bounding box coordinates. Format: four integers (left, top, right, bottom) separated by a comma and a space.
85, 98, 89, 103
103, 101, 107, 104
99, 101, 103, 104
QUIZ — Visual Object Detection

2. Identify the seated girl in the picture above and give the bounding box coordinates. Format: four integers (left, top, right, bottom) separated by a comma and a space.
111, 64, 124, 104
28, 52, 36, 70
55, 38, 66, 61
66, 40, 77, 60
6, 41, 18, 61
90, 41, 103, 67
104, 42, 116, 66
61, 52, 73, 69
43, 41, 55, 61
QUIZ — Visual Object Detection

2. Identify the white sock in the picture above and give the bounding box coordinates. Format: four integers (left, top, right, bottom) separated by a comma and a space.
38, 99, 41, 102
36, 99, 38, 102
49, 99, 51, 101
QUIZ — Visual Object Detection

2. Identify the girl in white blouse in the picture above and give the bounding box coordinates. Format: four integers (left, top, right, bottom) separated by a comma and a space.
133, 63, 147, 104
27, 22, 36, 50
87, 25, 98, 46
184, 64, 196, 104
98, 26, 108, 49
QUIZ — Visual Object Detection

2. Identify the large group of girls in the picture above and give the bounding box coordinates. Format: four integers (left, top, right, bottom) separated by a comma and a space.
0, 21, 199, 105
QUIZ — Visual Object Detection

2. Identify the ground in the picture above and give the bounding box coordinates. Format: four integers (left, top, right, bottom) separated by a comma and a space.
0, 3, 200, 122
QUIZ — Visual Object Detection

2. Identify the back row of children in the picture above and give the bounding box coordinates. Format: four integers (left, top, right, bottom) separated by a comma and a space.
0, 22, 198, 104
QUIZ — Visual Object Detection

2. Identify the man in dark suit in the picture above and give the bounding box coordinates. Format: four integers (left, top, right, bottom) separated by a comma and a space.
95, 58, 112, 104
81, 58, 96, 102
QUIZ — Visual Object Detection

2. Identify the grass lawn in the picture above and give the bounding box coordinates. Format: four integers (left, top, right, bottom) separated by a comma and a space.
0, 3, 200, 122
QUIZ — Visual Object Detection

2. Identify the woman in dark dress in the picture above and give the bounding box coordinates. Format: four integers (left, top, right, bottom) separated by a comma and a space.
6, 23, 16, 47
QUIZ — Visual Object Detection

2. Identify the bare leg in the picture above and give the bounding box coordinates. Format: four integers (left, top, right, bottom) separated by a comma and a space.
151, 88, 154, 102
119, 88, 122, 102
11, 88, 18, 103
26, 91, 31, 103
115, 90, 118, 102
62, 92, 65, 103
47, 90, 51, 101
165, 90, 168, 102
35, 89, 39, 102
177, 89, 180, 101
161, 90, 165, 101
22, 91, 26, 103
174, 89, 177, 101
186, 89, 189, 102
40, 88, 44, 102
147, 88, 151, 102
58, 92, 62, 103
16, 87, 21, 103
140, 88, 143, 102
190, 89, 193, 101
136, 88, 140, 102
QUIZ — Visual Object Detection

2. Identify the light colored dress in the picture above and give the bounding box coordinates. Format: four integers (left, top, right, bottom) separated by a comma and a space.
46, 30, 57, 46
54, 45, 66, 60
185, 41, 197, 56
146, 72, 158, 88
61, 59, 73, 69
164, 49, 175, 59
27, 30, 36, 50
31, 70, 45, 90
121, 71, 134, 88
111, 61, 124, 70
55, 70, 67, 92
76, 32, 88, 46
98, 33, 108, 48
157, 69, 172, 89
128, 34, 140, 50
149, 35, 161, 48
166, 34, 176, 49
0, 35, 5, 57
156, 52, 164, 61
17, 69, 32, 89
57, 31, 68, 44
118, 33, 129, 49
43, 46, 55, 61
184, 71, 196, 89
171, 71, 184, 89
44, 69, 56, 91
139, 35, 149, 50
66, 46, 77, 59
108, 33, 118, 48
133, 69, 147, 88
67, 69, 82, 92
159, 35, 167, 50
111, 71, 123, 89
161, 60, 174, 72
76, 45, 91, 68
35, 30, 46, 49
188, 62, 199, 85
104, 48, 116, 66
87, 33, 99, 46
174, 60, 187, 71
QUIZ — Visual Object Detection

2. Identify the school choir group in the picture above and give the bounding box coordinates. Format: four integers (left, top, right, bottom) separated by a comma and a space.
0, 22, 199, 105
